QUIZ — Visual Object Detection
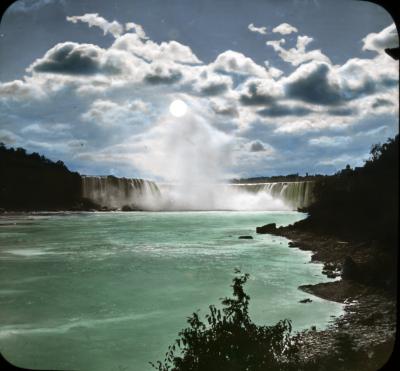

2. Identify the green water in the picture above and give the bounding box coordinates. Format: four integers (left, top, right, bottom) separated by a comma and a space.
0, 211, 343, 371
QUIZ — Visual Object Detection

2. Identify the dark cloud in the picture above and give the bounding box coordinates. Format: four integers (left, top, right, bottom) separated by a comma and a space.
371, 98, 394, 109
239, 81, 277, 106
198, 81, 228, 96
30, 42, 119, 75
210, 102, 238, 117
326, 107, 357, 116
250, 140, 265, 152
284, 63, 342, 105
143, 66, 183, 84
257, 104, 313, 117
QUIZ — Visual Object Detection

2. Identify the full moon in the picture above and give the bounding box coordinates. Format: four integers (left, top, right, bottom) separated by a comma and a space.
169, 99, 187, 117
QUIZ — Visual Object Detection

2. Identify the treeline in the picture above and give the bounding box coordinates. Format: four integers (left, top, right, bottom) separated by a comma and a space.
0, 143, 84, 210
299, 135, 398, 246
231, 174, 324, 183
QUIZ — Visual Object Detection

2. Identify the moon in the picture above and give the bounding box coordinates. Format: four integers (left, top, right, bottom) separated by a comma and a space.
169, 99, 187, 117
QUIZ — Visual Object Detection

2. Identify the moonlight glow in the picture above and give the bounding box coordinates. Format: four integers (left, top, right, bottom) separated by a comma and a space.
169, 99, 188, 117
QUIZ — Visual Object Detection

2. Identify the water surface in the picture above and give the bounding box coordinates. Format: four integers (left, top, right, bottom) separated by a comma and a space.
0, 211, 343, 370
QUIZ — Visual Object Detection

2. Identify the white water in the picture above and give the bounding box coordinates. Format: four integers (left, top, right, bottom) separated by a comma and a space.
81, 176, 315, 211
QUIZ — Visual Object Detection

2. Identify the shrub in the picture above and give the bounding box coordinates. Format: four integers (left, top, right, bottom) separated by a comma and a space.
150, 270, 301, 371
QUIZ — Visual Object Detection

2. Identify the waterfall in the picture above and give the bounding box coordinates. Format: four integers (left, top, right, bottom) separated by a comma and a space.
81, 176, 161, 210
81, 176, 314, 211
231, 181, 315, 210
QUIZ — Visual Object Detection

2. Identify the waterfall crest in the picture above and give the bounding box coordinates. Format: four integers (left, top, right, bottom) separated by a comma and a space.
81, 176, 161, 210
231, 181, 315, 209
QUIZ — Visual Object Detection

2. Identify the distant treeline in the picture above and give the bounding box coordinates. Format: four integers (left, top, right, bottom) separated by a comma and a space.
231, 174, 325, 183
300, 135, 399, 245
0, 144, 85, 211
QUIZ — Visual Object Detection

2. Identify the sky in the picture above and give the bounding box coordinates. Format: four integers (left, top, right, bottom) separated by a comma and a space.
0, 0, 398, 179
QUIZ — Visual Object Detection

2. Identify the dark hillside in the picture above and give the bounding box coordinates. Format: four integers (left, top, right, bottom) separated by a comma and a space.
0, 143, 83, 210
300, 135, 398, 246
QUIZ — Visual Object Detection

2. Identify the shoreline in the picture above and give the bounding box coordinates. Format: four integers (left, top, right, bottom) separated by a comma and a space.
266, 225, 396, 367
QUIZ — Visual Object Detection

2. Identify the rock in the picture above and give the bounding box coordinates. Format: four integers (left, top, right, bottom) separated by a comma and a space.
239, 235, 253, 239
342, 256, 358, 280
256, 223, 277, 234
300, 298, 313, 303
121, 205, 134, 211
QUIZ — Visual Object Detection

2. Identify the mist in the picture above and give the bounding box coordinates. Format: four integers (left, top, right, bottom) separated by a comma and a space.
133, 111, 290, 211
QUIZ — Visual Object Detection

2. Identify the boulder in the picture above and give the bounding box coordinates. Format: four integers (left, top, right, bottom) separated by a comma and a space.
256, 223, 277, 234
239, 235, 253, 239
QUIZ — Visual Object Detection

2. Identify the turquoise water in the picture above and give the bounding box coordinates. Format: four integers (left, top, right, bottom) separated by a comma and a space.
0, 211, 343, 371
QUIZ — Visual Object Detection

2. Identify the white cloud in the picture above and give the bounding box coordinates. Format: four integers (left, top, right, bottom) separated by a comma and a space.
211, 50, 276, 79
309, 136, 352, 147
81, 99, 151, 127
111, 33, 201, 64
272, 23, 298, 35
67, 13, 124, 38
267, 35, 331, 66
248, 23, 267, 35
362, 23, 398, 53
125, 22, 148, 40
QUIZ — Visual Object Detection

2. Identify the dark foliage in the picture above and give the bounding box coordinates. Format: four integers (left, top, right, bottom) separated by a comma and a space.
300, 135, 398, 246
151, 272, 383, 371
0, 143, 83, 210
151, 271, 302, 371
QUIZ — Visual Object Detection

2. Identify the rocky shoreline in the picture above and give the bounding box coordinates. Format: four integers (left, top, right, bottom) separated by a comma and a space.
257, 223, 397, 369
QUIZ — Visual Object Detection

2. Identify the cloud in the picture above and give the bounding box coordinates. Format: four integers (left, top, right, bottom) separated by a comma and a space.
239, 78, 282, 106
272, 23, 298, 35
67, 13, 124, 38
326, 107, 357, 116
28, 42, 121, 75
362, 23, 398, 53
266, 35, 331, 66
248, 23, 267, 35
309, 136, 352, 147
144, 64, 183, 84
0, 79, 45, 100
210, 101, 239, 117
257, 104, 313, 117
249, 140, 265, 152
111, 34, 201, 64
81, 99, 151, 127
191, 72, 232, 96
0, 129, 20, 145
211, 50, 272, 78
283, 62, 343, 105
125, 22, 148, 40
371, 98, 394, 109
7, 0, 65, 13
337, 55, 398, 99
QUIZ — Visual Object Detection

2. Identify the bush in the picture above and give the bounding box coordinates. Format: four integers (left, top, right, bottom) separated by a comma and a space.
151, 271, 301, 371
150, 272, 382, 371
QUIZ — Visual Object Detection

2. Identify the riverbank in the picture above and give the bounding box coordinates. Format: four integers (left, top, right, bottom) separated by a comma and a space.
262, 224, 396, 369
